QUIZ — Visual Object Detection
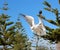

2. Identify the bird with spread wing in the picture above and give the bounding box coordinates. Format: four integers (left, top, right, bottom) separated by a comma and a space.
20, 11, 46, 36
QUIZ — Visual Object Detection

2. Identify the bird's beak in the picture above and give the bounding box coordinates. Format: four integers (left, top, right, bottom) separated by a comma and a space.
20, 13, 25, 17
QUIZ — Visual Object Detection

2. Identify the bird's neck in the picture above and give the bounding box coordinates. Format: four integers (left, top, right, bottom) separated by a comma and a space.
38, 17, 43, 25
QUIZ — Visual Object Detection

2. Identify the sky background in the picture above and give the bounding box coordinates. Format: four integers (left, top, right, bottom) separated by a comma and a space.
0, 0, 60, 49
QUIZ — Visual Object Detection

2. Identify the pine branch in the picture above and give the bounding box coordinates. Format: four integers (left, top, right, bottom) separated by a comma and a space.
47, 20, 58, 25
52, 8, 58, 17
44, 7, 51, 11
7, 26, 15, 31
59, 0, 60, 4
45, 26, 54, 32
43, 1, 51, 8
6, 22, 14, 26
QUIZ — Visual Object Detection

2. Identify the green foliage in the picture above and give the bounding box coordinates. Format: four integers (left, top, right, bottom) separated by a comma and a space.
0, 13, 32, 50
0, 14, 15, 46
44, 7, 51, 11
13, 19, 31, 50
47, 20, 58, 26
13, 33, 27, 50
45, 26, 54, 32
0, 1, 31, 50
43, 1, 51, 8
41, 0, 60, 43
59, 0, 60, 4
6, 22, 14, 26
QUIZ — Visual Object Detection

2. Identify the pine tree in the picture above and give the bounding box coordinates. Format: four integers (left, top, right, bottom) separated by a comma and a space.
0, 1, 15, 50
0, 0, 31, 50
13, 16, 32, 50
40, 0, 60, 50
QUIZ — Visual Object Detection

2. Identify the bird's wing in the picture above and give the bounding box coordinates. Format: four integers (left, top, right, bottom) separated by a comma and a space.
38, 23, 46, 35
31, 23, 46, 36
20, 14, 34, 28
36, 14, 46, 35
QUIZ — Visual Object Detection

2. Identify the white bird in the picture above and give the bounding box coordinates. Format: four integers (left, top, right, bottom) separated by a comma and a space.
20, 12, 46, 36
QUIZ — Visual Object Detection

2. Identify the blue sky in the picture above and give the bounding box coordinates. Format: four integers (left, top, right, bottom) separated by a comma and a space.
0, 0, 60, 39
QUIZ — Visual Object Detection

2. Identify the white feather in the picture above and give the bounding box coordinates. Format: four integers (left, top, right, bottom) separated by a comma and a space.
20, 14, 46, 36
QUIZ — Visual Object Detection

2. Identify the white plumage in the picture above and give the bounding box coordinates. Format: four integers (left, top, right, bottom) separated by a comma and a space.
20, 13, 46, 36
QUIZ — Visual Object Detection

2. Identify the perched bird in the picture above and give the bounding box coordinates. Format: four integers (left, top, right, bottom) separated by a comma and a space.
20, 12, 46, 36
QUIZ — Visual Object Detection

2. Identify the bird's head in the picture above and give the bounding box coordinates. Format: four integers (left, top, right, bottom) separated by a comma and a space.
39, 10, 42, 14
37, 11, 45, 19
37, 10, 43, 18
